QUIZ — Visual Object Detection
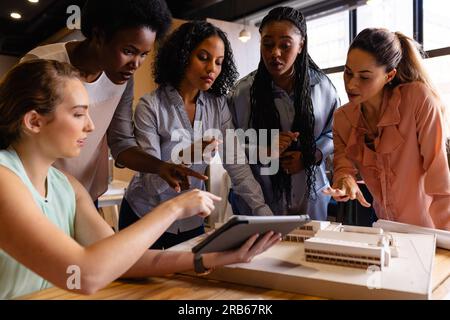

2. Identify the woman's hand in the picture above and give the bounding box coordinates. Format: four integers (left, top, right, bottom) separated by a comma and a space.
203, 231, 282, 268
280, 151, 303, 175
269, 132, 299, 158
179, 138, 221, 164
158, 162, 208, 193
167, 189, 222, 220
322, 176, 371, 207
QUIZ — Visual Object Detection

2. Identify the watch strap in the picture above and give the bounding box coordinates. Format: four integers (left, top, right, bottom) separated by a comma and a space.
194, 254, 212, 275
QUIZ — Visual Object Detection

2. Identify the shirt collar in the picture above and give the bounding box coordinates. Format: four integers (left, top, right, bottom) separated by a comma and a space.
163, 85, 207, 108
342, 85, 405, 158
271, 67, 322, 99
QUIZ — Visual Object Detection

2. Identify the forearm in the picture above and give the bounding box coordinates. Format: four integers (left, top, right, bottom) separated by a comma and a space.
78, 201, 181, 291
116, 146, 164, 174
221, 129, 273, 216
315, 135, 333, 164
332, 131, 358, 182
122, 250, 195, 278
123, 250, 229, 278
124, 230, 282, 279
224, 163, 273, 216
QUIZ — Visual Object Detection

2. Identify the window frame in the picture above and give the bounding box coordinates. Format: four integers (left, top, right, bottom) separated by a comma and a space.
303, 0, 450, 74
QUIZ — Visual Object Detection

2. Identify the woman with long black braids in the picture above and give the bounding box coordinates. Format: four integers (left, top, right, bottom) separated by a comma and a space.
228, 7, 340, 220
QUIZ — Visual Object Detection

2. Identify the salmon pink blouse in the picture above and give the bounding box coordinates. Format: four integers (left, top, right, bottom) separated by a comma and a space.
333, 82, 450, 230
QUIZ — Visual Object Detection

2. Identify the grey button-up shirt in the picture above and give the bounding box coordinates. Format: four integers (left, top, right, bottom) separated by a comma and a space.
107, 78, 138, 162
227, 69, 340, 220
125, 85, 272, 234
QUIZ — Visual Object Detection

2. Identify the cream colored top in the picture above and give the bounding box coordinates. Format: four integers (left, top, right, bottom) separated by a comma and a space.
22, 43, 130, 199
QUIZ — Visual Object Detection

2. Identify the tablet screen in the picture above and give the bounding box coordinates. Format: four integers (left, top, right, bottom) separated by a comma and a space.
192, 215, 311, 254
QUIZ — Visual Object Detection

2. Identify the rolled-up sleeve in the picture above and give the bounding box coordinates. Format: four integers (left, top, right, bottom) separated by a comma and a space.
219, 97, 273, 216
332, 110, 358, 183
416, 94, 450, 230
133, 95, 170, 196
107, 78, 138, 161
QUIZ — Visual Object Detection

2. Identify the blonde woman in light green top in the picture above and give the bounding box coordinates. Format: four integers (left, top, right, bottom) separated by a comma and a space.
0, 60, 281, 299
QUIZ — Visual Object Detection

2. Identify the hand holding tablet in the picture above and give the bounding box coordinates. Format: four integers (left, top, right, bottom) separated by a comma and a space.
192, 215, 311, 255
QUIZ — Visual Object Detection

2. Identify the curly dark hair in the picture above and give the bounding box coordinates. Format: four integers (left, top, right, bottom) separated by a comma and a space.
250, 6, 324, 203
154, 20, 238, 96
81, 0, 172, 41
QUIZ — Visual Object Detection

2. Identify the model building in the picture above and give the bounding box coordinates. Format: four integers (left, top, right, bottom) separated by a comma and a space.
284, 222, 398, 270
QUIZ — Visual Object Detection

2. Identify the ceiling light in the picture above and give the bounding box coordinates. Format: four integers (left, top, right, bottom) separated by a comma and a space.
28, 0, 39, 3
238, 17, 251, 43
238, 28, 251, 43
10, 12, 22, 19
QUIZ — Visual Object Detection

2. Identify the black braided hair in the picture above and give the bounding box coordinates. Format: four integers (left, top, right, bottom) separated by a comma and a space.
154, 20, 238, 96
250, 6, 324, 204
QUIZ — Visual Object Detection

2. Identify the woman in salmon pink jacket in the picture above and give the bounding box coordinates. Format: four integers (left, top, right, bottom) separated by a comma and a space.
324, 28, 450, 230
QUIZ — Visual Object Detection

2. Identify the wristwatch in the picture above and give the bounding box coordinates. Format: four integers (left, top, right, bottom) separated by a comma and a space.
194, 254, 213, 276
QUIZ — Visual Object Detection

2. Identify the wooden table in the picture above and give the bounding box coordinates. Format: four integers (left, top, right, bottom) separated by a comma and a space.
19, 249, 450, 300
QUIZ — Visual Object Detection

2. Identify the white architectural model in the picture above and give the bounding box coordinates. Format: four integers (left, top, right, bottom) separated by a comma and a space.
283, 221, 337, 243
284, 222, 398, 270
374, 219, 450, 250
172, 219, 438, 299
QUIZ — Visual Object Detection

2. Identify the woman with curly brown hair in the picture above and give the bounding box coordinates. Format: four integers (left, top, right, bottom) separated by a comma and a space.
119, 21, 273, 248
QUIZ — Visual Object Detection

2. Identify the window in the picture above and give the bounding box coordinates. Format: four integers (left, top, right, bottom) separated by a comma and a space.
327, 72, 348, 105
307, 10, 349, 69
357, 0, 413, 37
293, 0, 449, 127
423, 0, 450, 50
424, 55, 450, 126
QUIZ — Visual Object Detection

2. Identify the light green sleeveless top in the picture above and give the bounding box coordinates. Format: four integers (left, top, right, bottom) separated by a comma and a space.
0, 148, 76, 300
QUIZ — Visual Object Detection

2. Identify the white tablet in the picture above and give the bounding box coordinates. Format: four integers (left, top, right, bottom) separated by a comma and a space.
192, 215, 311, 254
